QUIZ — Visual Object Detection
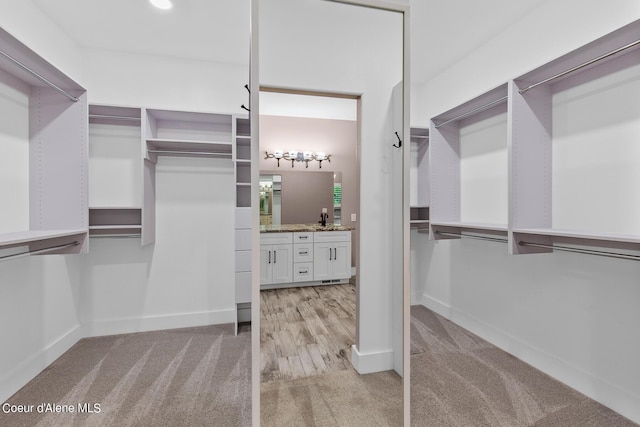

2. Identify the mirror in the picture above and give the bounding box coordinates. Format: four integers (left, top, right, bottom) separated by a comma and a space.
257, 0, 407, 424
260, 172, 339, 226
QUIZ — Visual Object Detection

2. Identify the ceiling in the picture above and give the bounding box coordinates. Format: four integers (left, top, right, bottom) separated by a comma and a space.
32, 0, 545, 86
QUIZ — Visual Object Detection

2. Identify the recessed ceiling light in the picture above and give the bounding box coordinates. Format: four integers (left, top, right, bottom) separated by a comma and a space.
149, 0, 173, 10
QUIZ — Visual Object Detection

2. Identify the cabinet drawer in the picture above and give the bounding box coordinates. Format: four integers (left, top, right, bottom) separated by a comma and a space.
293, 244, 314, 262
294, 262, 314, 282
235, 229, 252, 251
293, 232, 313, 243
313, 231, 351, 243
260, 232, 293, 245
235, 272, 251, 303
235, 207, 252, 229
235, 250, 251, 272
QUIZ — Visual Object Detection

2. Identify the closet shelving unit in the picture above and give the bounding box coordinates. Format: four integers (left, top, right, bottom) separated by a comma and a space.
144, 109, 234, 160
234, 116, 252, 324
429, 83, 509, 241
410, 127, 429, 233
0, 27, 88, 257
509, 19, 640, 256
88, 105, 144, 240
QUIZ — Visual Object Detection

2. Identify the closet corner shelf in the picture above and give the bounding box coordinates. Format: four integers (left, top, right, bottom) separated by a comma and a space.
236, 135, 251, 140
236, 182, 252, 187
235, 159, 252, 164
0, 229, 87, 249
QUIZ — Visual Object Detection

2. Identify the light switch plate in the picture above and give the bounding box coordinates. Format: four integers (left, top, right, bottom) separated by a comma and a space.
351, 213, 357, 221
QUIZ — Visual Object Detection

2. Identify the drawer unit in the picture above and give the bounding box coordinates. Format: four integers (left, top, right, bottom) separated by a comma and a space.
293, 243, 314, 262
261, 232, 293, 245
293, 262, 314, 282
313, 230, 351, 243
293, 232, 313, 243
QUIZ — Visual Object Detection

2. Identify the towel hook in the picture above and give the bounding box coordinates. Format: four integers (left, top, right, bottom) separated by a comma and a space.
393, 131, 402, 148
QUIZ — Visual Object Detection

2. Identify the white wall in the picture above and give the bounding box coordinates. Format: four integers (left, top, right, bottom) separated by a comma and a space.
412, 1, 640, 422
82, 157, 236, 336
0, 0, 84, 84
260, 0, 404, 374
82, 48, 248, 115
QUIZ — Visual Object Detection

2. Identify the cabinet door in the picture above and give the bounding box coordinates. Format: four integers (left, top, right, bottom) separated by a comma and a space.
313, 243, 332, 281
332, 241, 352, 280
260, 245, 272, 285
271, 244, 293, 284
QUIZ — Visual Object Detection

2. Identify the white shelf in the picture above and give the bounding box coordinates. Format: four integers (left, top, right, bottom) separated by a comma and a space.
431, 221, 508, 233
429, 84, 509, 240
509, 20, 640, 255
0, 27, 88, 255
512, 228, 640, 245
89, 225, 142, 230
0, 229, 87, 248
146, 138, 233, 154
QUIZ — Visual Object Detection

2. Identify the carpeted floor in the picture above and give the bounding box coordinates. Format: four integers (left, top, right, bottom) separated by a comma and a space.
410, 305, 638, 426
261, 368, 402, 427
0, 324, 251, 427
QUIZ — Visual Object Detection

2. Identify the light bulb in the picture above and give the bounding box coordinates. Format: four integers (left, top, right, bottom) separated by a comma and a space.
149, 0, 173, 10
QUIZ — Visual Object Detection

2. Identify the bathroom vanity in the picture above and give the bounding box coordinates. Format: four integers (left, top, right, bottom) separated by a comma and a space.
259, 224, 353, 289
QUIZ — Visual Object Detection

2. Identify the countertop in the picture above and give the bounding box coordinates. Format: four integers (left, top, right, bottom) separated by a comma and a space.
260, 223, 354, 233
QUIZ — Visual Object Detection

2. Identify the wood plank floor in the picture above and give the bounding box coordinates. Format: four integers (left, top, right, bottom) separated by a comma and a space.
260, 283, 356, 383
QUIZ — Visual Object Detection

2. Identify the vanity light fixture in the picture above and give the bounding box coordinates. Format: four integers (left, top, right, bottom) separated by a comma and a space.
264, 150, 332, 168
149, 0, 173, 10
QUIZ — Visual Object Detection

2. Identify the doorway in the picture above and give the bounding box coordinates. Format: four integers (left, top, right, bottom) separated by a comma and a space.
258, 89, 360, 386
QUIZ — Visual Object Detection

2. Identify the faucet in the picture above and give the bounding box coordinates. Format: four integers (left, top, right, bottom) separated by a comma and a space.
319, 212, 328, 227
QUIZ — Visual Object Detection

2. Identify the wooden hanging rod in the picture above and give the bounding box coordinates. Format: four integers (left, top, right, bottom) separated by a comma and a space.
0, 49, 79, 102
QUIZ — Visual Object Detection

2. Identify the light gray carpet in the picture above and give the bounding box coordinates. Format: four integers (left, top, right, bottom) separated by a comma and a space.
261, 368, 402, 427
0, 324, 251, 427
410, 305, 637, 426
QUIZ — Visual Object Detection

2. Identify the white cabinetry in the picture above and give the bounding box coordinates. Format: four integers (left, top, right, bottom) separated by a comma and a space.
313, 231, 352, 281
260, 233, 293, 285
260, 229, 352, 288
293, 232, 314, 282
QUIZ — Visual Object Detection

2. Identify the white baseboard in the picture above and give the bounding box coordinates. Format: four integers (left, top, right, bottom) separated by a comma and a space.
0, 325, 83, 404
351, 345, 394, 374
418, 293, 640, 424
82, 308, 237, 337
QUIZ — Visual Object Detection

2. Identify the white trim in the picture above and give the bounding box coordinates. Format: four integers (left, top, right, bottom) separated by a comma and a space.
351, 344, 394, 374
0, 325, 83, 403
82, 309, 236, 337
417, 295, 640, 424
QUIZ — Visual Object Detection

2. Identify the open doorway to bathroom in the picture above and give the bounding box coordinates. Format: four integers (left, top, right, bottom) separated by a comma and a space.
258, 89, 362, 385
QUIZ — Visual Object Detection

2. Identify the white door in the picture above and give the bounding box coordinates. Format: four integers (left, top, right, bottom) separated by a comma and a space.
332, 241, 352, 280
271, 244, 293, 284
313, 242, 332, 281
260, 245, 272, 285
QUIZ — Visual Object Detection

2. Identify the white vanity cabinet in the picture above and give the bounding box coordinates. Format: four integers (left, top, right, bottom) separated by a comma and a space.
293, 232, 314, 282
260, 228, 352, 288
260, 233, 293, 285
313, 231, 352, 281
